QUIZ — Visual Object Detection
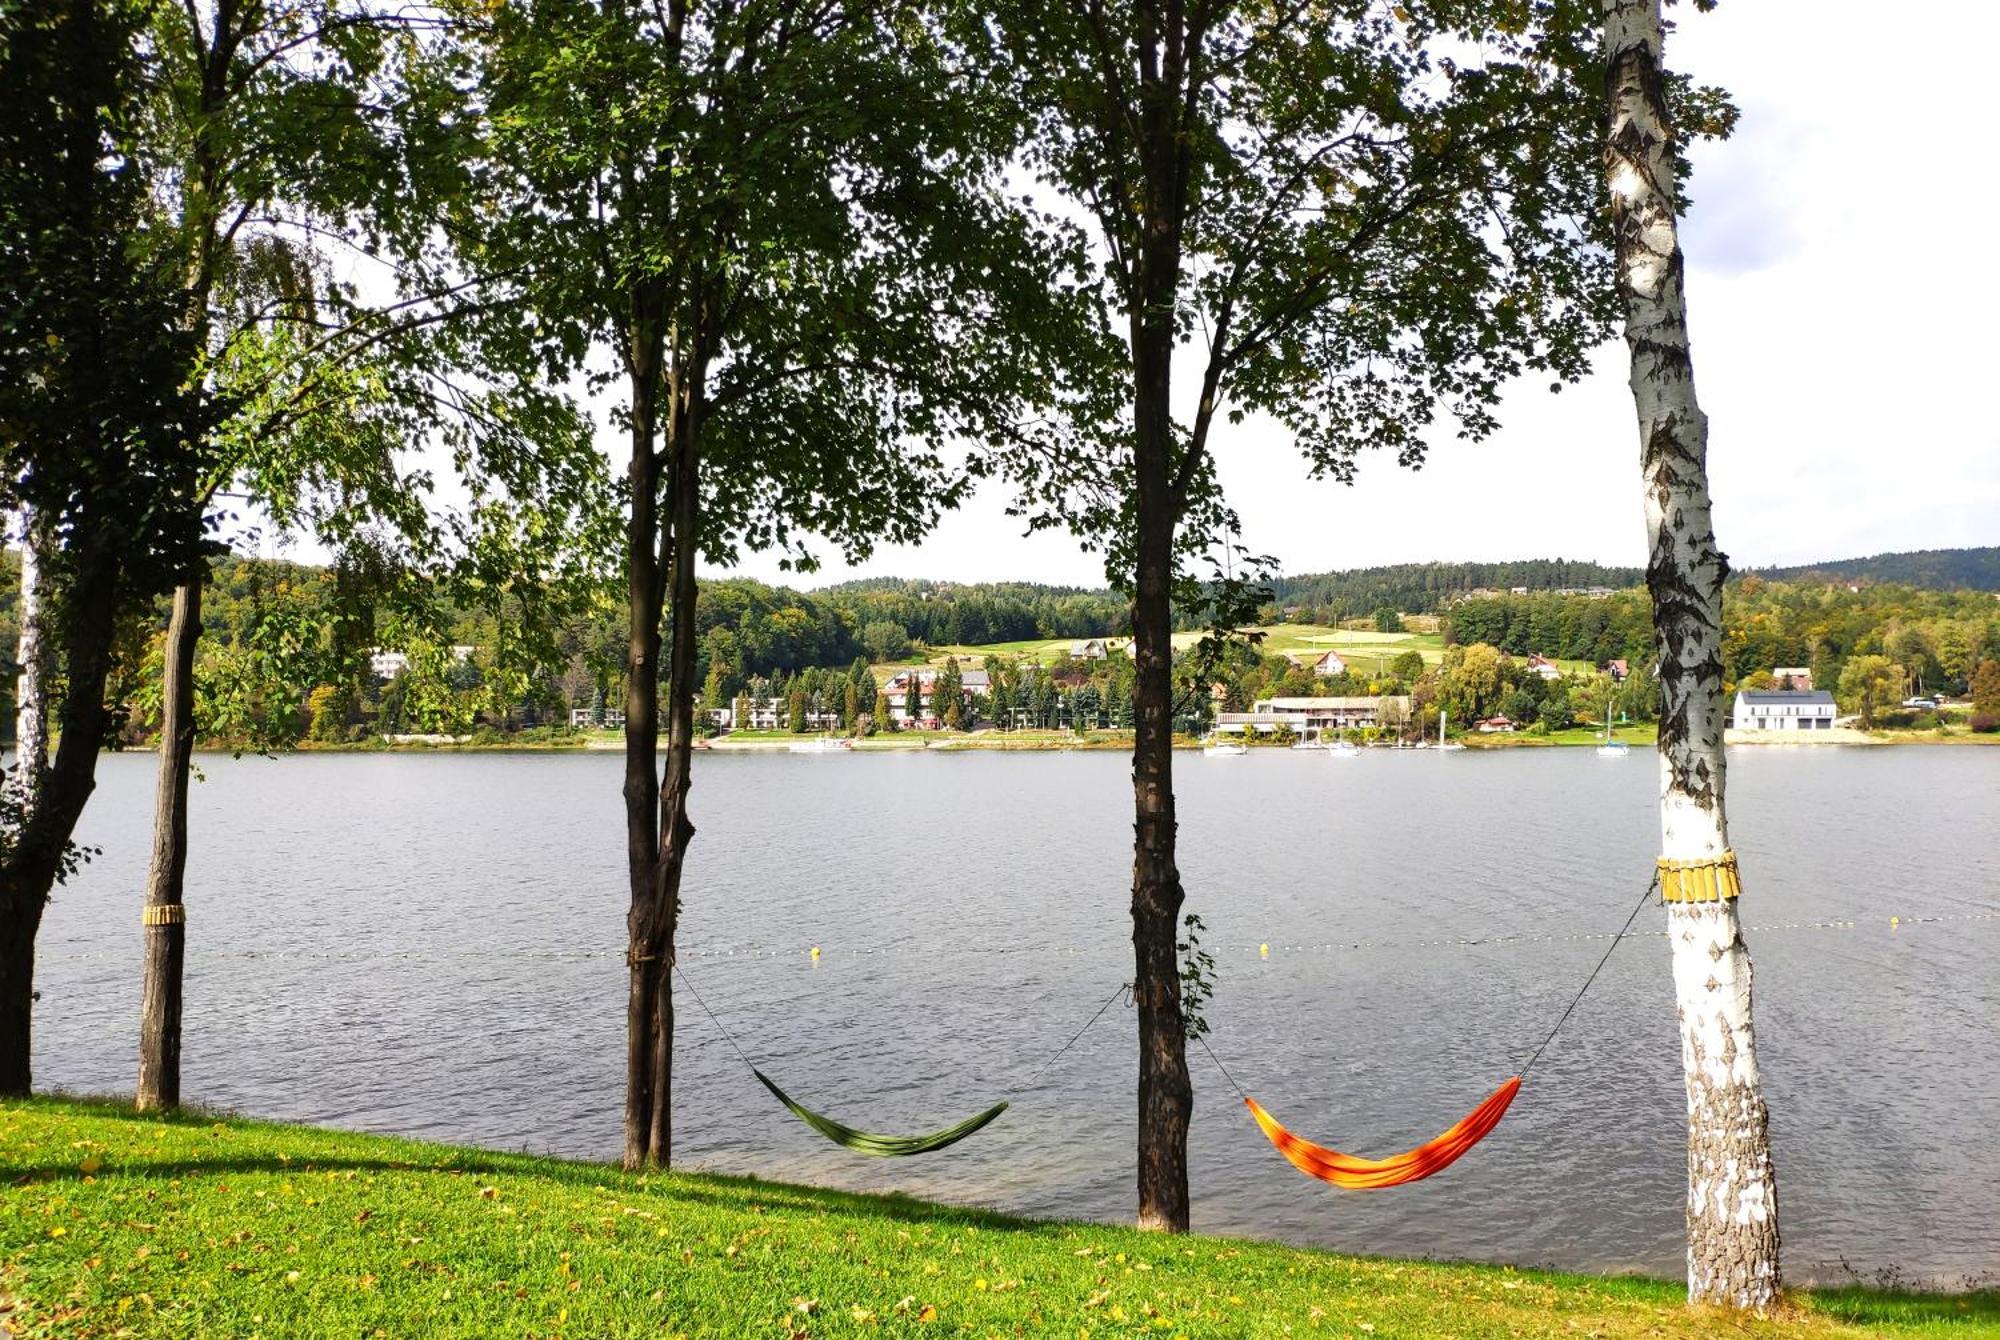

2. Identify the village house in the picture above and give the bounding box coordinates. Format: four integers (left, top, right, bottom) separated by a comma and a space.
1069, 638, 1109, 660
1524, 654, 1563, 681
1475, 715, 1516, 733
569, 707, 628, 729
1603, 658, 1630, 682
1287, 648, 1348, 677
1733, 688, 1838, 731
1772, 666, 1814, 692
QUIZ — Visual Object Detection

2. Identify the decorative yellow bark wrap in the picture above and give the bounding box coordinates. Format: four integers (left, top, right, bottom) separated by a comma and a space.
1656, 852, 1740, 904
141, 904, 186, 927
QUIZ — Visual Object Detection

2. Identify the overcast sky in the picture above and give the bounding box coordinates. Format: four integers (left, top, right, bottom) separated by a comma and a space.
702, 3, 1999, 590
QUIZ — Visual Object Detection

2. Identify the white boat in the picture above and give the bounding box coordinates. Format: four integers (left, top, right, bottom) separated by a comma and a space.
1290, 734, 1327, 751
1436, 708, 1466, 752
1595, 694, 1630, 756
787, 737, 852, 754
1202, 738, 1247, 756
1327, 739, 1360, 758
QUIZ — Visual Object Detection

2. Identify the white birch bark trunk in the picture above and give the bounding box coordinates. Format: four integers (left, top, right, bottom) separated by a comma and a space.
1602, 0, 1780, 1309
10, 513, 49, 813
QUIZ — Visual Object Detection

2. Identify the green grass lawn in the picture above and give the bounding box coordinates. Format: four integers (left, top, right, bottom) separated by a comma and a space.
927, 625, 1450, 673
5, 1100, 1994, 1338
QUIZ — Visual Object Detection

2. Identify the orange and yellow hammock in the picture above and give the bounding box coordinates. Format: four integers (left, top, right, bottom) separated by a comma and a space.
1243, 1075, 1521, 1190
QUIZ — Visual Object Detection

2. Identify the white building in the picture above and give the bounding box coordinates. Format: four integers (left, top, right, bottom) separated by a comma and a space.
1214, 695, 1410, 736
1288, 649, 1348, 677
369, 645, 474, 679
1732, 689, 1837, 731
569, 707, 627, 729
884, 668, 990, 727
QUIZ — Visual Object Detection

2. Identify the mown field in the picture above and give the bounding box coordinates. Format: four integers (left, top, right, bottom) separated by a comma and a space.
4, 1099, 1995, 1338
926, 625, 1452, 674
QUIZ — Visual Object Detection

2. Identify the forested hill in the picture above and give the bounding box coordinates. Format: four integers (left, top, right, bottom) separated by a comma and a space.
1266, 559, 1643, 621
1746, 547, 2000, 592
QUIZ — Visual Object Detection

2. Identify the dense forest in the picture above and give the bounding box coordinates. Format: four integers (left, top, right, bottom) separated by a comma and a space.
1748, 546, 2000, 591
1442, 578, 2000, 699
1266, 558, 1643, 619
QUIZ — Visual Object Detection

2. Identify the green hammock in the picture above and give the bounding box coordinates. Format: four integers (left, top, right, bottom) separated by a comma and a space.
753, 1069, 1008, 1157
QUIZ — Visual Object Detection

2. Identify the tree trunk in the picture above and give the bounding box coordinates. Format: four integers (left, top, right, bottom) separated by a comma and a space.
137, 577, 201, 1109
644, 388, 702, 1167
1603, 0, 1781, 1307
1128, 289, 1191, 1233
621, 316, 666, 1170
0, 553, 121, 1095
2, 519, 53, 1096
11, 515, 50, 807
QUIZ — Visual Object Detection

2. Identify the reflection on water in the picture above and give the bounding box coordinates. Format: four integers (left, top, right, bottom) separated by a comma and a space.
33, 745, 2000, 1284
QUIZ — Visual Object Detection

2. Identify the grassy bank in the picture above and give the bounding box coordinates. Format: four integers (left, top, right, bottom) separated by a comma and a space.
4, 1100, 1993, 1338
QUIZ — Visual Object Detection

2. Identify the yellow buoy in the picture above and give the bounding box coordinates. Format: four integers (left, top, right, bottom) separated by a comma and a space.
810, 945, 821, 962
1259, 942, 1270, 959
1890, 917, 1900, 929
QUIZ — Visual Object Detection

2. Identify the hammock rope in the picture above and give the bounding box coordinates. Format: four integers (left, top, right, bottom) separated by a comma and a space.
676, 963, 1128, 1158
682, 869, 1662, 1178
1210, 872, 1660, 1191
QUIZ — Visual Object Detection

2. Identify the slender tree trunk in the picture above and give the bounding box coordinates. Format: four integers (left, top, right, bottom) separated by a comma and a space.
0, 554, 121, 1094
2, 520, 51, 1096
621, 315, 666, 1170
644, 384, 702, 1166
1128, 292, 1191, 1234
11, 515, 51, 811
1603, 0, 1780, 1308
137, 577, 201, 1109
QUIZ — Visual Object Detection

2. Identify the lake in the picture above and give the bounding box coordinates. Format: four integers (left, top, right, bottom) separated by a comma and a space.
31, 745, 2000, 1286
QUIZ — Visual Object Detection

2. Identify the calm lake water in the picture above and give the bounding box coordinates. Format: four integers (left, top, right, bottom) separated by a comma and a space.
31, 745, 2000, 1286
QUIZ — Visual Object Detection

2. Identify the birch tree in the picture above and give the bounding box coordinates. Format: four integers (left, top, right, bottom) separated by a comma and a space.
1601, 0, 1780, 1308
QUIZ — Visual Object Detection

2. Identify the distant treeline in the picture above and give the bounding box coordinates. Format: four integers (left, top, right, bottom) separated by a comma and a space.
1746, 546, 2000, 592
1265, 559, 1643, 620
1442, 578, 2000, 696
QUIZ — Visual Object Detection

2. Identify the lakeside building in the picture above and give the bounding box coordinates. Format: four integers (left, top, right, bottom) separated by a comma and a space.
1772, 666, 1814, 691
883, 668, 992, 728
1732, 688, 1838, 731
1213, 695, 1410, 736
368, 645, 475, 679
1475, 715, 1517, 733
569, 707, 627, 729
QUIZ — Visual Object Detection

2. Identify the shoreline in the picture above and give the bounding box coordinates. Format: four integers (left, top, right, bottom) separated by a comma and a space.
4, 1097, 1989, 1337
172, 727, 2000, 755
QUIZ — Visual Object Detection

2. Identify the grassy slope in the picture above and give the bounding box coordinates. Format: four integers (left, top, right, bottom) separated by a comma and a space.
5, 1101, 1994, 1339
926, 626, 1449, 671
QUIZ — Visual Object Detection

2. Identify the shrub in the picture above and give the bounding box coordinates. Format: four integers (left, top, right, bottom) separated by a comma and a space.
1874, 709, 1916, 729
1970, 712, 1999, 734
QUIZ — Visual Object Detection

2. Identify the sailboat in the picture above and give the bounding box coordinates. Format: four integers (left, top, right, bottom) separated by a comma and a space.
1327, 736, 1359, 758
1436, 707, 1465, 752
788, 735, 853, 754
1595, 694, 1630, 756
1202, 733, 1248, 756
